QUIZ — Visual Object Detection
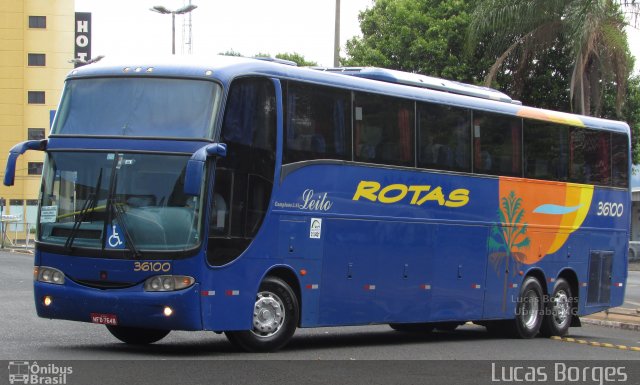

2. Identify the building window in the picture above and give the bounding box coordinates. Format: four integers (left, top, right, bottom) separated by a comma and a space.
28, 128, 46, 140
9, 200, 24, 206
28, 16, 46, 29
28, 53, 46, 66
28, 162, 43, 175
28, 91, 45, 104
26, 200, 39, 206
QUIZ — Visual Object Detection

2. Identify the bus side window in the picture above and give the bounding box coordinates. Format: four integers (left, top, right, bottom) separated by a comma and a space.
283, 81, 351, 164
208, 77, 276, 267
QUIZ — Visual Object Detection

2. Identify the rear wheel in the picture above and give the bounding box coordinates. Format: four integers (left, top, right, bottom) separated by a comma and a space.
540, 278, 573, 337
389, 323, 434, 333
106, 325, 170, 345
225, 277, 299, 352
511, 276, 544, 338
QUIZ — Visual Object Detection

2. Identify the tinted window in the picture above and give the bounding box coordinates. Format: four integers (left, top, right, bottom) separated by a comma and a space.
28, 16, 46, 28
28, 53, 46, 66
354, 93, 414, 166
28, 128, 46, 140
28, 91, 45, 104
418, 103, 470, 172
473, 112, 522, 177
284, 82, 351, 163
209, 77, 276, 266
523, 121, 569, 181
52, 78, 220, 138
28, 162, 43, 175
612, 133, 629, 188
569, 128, 610, 185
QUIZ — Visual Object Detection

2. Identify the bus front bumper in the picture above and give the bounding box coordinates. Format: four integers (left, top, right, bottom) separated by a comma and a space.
34, 279, 203, 331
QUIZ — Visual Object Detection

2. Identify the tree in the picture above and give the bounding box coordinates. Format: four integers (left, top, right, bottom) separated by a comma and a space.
275, 52, 318, 67
468, 0, 636, 116
343, 0, 488, 82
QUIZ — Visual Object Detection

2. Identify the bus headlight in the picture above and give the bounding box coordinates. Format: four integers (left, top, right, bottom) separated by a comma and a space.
36, 267, 65, 285
144, 275, 195, 292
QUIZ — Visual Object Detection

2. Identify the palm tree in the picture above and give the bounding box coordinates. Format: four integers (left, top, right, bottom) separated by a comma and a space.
488, 191, 530, 313
468, 0, 635, 116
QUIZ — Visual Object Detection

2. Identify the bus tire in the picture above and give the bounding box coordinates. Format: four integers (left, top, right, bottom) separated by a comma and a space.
511, 276, 544, 339
225, 276, 299, 352
106, 325, 170, 345
389, 323, 434, 333
540, 278, 573, 337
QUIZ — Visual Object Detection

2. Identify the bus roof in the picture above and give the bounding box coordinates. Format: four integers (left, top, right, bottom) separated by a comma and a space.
68, 55, 630, 135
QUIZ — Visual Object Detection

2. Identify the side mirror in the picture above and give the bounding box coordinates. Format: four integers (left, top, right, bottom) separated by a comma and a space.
184, 143, 227, 196
4, 140, 48, 186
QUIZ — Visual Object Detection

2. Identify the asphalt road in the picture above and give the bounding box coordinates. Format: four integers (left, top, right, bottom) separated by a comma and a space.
624, 266, 640, 308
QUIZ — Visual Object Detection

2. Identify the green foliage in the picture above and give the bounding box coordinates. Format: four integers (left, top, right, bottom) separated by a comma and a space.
275, 52, 318, 67
343, 0, 489, 82
219, 49, 243, 57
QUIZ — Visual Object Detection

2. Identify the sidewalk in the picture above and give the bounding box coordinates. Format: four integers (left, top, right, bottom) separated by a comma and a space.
583, 308, 640, 331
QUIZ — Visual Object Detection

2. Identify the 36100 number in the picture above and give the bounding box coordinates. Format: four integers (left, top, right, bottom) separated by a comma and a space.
596, 202, 624, 217
133, 262, 171, 272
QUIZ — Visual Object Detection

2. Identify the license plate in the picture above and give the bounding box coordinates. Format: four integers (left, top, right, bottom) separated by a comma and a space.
90, 313, 118, 325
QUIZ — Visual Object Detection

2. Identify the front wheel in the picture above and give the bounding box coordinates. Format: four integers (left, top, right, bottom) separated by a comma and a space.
225, 277, 299, 352
540, 278, 573, 337
106, 325, 170, 345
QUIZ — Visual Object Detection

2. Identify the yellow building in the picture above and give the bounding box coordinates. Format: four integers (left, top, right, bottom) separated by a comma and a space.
0, 0, 74, 241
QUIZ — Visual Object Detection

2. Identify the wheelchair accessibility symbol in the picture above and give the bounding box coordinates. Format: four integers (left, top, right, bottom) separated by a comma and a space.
106, 224, 126, 249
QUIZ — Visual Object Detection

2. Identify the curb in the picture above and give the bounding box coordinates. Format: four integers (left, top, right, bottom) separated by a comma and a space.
581, 317, 640, 331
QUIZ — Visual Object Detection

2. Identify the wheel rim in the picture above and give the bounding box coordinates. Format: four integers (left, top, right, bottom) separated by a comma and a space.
251, 291, 285, 338
552, 289, 571, 328
521, 289, 541, 329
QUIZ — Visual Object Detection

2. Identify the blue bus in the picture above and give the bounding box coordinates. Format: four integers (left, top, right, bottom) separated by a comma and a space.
4, 56, 630, 352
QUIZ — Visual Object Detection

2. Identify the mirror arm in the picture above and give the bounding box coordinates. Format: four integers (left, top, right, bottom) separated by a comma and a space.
4, 139, 48, 186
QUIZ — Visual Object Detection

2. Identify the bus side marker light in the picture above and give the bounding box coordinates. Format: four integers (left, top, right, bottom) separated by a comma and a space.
305, 284, 319, 290
225, 290, 240, 296
581, 282, 588, 287
364, 285, 376, 291
421, 284, 431, 290
300, 269, 307, 276
508, 283, 518, 288
548, 278, 556, 283
471, 284, 481, 289
615, 283, 624, 287
201, 290, 216, 296
163, 307, 173, 317
518, 271, 524, 276
43, 296, 53, 307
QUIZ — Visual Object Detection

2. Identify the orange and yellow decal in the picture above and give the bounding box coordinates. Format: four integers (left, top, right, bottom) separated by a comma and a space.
516, 107, 585, 128
498, 178, 593, 264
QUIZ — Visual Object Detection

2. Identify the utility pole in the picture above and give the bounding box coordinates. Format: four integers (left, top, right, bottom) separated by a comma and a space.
0, 197, 5, 249
334, 0, 340, 67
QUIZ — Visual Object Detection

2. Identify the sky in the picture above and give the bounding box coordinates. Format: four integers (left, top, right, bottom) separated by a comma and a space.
75, 0, 640, 71
75, 0, 373, 67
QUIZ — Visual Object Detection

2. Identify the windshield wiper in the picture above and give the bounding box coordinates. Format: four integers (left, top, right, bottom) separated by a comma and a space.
64, 169, 103, 250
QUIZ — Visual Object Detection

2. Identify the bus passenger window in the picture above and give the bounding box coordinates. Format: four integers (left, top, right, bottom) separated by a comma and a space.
354, 92, 414, 167
472, 112, 522, 177
418, 103, 471, 172
283, 81, 351, 163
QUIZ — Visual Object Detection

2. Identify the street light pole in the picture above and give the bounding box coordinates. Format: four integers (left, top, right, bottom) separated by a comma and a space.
334, 0, 340, 67
150, 4, 198, 55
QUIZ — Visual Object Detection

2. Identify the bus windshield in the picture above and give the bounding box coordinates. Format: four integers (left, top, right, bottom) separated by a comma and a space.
38, 152, 203, 255
52, 77, 221, 138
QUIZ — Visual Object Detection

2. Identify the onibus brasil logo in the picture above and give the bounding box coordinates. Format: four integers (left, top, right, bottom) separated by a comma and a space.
8, 361, 73, 384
